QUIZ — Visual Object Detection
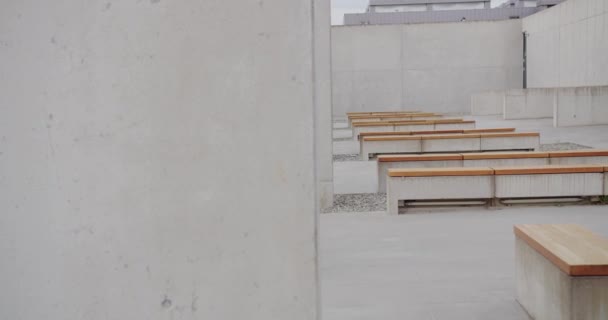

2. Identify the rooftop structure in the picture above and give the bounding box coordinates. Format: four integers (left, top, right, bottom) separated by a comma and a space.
368, 0, 491, 12
344, 0, 565, 25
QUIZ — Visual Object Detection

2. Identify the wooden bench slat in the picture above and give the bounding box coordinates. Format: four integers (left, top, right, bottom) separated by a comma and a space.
549, 149, 608, 158
353, 121, 429, 127
493, 164, 605, 175
378, 154, 463, 162
388, 167, 493, 177
463, 128, 516, 133
514, 224, 608, 276
481, 132, 540, 138
420, 133, 481, 140
363, 135, 422, 141
463, 151, 549, 160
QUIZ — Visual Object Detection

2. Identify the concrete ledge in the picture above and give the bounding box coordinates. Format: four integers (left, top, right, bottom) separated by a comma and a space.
480, 133, 540, 151
360, 138, 421, 160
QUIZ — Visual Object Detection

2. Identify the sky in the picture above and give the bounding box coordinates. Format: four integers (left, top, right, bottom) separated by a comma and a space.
331, 0, 511, 25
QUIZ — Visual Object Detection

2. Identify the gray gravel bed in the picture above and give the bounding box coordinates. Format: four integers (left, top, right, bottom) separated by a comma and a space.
323, 193, 386, 213
539, 142, 592, 151
333, 154, 360, 162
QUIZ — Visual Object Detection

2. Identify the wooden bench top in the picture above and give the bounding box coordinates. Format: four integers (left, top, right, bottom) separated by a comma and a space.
349, 113, 437, 119
347, 111, 423, 115
421, 133, 481, 140
363, 135, 422, 141
549, 149, 608, 158
480, 132, 540, 138
463, 128, 516, 134
514, 224, 608, 276
378, 154, 463, 162
388, 167, 493, 177
364, 132, 537, 141
493, 164, 605, 175
463, 151, 549, 160
353, 121, 429, 127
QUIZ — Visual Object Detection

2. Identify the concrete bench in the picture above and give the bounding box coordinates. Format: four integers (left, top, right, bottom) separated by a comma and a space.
514, 224, 608, 320
386, 164, 607, 214
352, 120, 475, 141
358, 127, 515, 140
361, 132, 539, 160
386, 167, 494, 215
377, 149, 608, 192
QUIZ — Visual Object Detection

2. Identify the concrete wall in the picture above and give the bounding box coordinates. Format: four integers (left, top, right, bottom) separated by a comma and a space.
0, 2, 319, 319
331, 19, 523, 117
523, 0, 608, 88
554, 86, 608, 127
471, 91, 505, 115
314, 0, 334, 209
504, 88, 554, 119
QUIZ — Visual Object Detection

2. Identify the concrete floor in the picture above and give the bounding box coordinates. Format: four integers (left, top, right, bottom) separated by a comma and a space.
333, 116, 608, 194
321, 205, 608, 320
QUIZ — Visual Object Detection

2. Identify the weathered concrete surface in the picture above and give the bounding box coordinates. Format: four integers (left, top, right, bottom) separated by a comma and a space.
321, 206, 608, 320
524, 0, 608, 88
315, 0, 334, 209
480, 135, 540, 151
0, 2, 319, 319
516, 237, 608, 320
495, 173, 604, 198
554, 86, 608, 127
332, 20, 523, 116
504, 89, 555, 120
471, 91, 505, 116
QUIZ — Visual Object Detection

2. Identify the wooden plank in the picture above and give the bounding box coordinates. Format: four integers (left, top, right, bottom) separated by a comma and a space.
363, 135, 422, 141
463, 151, 549, 160
514, 224, 608, 276
493, 164, 605, 175
480, 132, 540, 138
549, 149, 608, 158
388, 167, 493, 177
419, 133, 481, 140
409, 130, 464, 135
463, 128, 516, 134
377, 153, 463, 162
353, 121, 427, 127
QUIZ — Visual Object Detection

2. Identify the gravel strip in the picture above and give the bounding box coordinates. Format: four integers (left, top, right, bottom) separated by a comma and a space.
540, 142, 592, 151
333, 154, 360, 162
323, 193, 386, 213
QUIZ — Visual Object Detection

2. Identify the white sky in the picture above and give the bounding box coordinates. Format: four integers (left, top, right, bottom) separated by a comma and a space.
331, 0, 511, 25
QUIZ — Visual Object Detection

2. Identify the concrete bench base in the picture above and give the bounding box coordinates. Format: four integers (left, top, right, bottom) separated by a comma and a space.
387, 175, 493, 215
378, 160, 463, 193
495, 173, 604, 198
516, 237, 608, 320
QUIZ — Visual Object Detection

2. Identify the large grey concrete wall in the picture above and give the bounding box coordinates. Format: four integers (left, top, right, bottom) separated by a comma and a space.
314, 0, 334, 209
331, 20, 523, 117
523, 0, 608, 88
0, 2, 319, 319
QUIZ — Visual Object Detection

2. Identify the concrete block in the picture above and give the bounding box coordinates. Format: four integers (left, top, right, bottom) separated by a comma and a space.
360, 139, 422, 160
503, 88, 554, 120
555, 86, 608, 127
471, 91, 505, 116
549, 156, 608, 165
480, 135, 540, 151
495, 173, 604, 198
464, 158, 548, 167
516, 237, 608, 320
387, 175, 494, 215
422, 137, 481, 153
377, 160, 464, 193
